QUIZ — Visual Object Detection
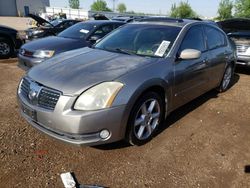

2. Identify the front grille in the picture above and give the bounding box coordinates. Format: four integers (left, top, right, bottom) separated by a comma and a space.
20, 78, 61, 110
38, 88, 61, 110
20, 78, 30, 99
236, 44, 250, 54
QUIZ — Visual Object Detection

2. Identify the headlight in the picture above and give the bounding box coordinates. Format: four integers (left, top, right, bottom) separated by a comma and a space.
32, 30, 44, 35
33, 50, 55, 58
74, 82, 124, 111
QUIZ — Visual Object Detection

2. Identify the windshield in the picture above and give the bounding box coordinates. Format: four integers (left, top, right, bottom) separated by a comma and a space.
95, 24, 181, 57
41, 20, 62, 27
58, 22, 95, 39
50, 19, 63, 26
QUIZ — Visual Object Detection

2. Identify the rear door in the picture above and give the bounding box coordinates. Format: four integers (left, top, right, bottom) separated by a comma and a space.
173, 25, 210, 108
204, 25, 228, 89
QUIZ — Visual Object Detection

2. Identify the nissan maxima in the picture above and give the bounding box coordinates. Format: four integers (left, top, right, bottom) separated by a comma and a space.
17, 20, 236, 146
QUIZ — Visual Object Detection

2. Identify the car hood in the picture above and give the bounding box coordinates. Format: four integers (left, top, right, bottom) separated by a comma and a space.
28, 14, 53, 27
22, 36, 87, 53
217, 18, 250, 33
28, 47, 156, 95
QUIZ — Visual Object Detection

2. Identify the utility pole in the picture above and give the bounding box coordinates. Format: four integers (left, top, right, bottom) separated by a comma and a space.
112, 0, 116, 12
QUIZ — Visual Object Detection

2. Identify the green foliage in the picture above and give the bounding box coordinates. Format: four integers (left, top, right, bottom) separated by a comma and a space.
91, 0, 112, 12
235, 0, 250, 18
170, 1, 197, 18
68, 0, 80, 9
217, 0, 233, 20
117, 3, 127, 13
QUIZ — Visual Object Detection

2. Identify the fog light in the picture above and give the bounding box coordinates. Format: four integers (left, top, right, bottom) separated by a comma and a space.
100, 129, 110, 139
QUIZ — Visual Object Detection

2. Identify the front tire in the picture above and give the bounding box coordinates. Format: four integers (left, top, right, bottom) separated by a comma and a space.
0, 38, 14, 59
126, 92, 165, 146
218, 64, 234, 92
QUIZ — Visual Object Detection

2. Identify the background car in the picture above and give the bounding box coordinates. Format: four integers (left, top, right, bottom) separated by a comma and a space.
18, 20, 125, 70
0, 25, 24, 58
218, 18, 250, 67
112, 16, 146, 23
17, 19, 236, 146
25, 14, 80, 40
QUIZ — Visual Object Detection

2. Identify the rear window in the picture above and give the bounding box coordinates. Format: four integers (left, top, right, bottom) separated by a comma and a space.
205, 26, 226, 49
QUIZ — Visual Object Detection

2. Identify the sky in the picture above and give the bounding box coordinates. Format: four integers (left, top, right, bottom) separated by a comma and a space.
50, 0, 221, 18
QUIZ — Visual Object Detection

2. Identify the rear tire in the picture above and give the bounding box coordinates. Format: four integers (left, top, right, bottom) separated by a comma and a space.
0, 38, 14, 59
126, 92, 165, 146
218, 64, 234, 92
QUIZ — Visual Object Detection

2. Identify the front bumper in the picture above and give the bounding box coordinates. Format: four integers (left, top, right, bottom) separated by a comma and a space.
18, 54, 45, 70
17, 91, 127, 146
236, 55, 250, 67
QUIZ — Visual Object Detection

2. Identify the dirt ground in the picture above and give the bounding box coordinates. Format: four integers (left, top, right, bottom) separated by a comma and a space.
0, 59, 249, 188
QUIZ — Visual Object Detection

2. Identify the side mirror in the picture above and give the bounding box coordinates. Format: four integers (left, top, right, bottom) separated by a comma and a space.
89, 35, 101, 43
179, 49, 201, 60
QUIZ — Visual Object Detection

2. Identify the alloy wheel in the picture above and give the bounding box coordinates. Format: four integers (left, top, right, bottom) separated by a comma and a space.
0, 42, 10, 55
222, 66, 232, 90
134, 99, 161, 140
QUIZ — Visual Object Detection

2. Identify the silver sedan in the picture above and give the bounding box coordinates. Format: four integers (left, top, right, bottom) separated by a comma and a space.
17, 20, 236, 146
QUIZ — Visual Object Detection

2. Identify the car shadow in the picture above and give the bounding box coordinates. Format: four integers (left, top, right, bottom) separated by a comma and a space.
235, 66, 250, 75
245, 165, 250, 173
94, 74, 240, 151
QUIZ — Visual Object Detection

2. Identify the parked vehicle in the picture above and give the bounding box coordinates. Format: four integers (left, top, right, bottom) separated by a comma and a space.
17, 20, 236, 146
0, 25, 24, 58
18, 20, 124, 70
112, 16, 146, 23
25, 14, 80, 40
218, 18, 250, 67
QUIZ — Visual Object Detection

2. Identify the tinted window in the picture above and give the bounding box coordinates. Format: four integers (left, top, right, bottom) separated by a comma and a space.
205, 26, 226, 49
58, 22, 95, 39
180, 25, 205, 52
60, 21, 75, 28
92, 25, 113, 38
95, 24, 181, 57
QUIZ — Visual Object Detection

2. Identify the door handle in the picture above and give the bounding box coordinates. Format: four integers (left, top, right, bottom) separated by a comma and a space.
202, 59, 209, 64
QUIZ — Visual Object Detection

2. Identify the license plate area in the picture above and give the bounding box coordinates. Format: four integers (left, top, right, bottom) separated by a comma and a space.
21, 103, 37, 121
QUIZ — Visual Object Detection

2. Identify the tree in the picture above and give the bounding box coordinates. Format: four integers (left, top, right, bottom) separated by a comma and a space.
69, 0, 80, 9
217, 0, 233, 20
235, 0, 250, 18
170, 1, 197, 18
91, 0, 112, 12
117, 3, 126, 13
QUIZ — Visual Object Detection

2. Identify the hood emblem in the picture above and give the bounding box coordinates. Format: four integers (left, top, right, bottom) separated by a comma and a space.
28, 82, 41, 104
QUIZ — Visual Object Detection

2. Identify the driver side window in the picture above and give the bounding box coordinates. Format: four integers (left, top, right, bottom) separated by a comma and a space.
179, 26, 206, 53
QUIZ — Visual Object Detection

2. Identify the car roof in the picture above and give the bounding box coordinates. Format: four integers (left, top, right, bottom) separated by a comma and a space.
137, 17, 218, 28
83, 20, 124, 25
138, 17, 196, 27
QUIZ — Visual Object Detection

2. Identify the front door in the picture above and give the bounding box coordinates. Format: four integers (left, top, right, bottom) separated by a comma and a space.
173, 25, 209, 108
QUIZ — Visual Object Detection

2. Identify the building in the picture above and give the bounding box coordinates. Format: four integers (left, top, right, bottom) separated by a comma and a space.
0, 0, 50, 16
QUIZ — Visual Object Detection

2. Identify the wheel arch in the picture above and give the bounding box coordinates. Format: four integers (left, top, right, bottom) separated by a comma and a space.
0, 33, 15, 47
119, 78, 172, 139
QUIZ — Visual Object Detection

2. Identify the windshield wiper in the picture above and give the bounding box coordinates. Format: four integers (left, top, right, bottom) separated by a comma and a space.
114, 48, 136, 55
99, 46, 136, 55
